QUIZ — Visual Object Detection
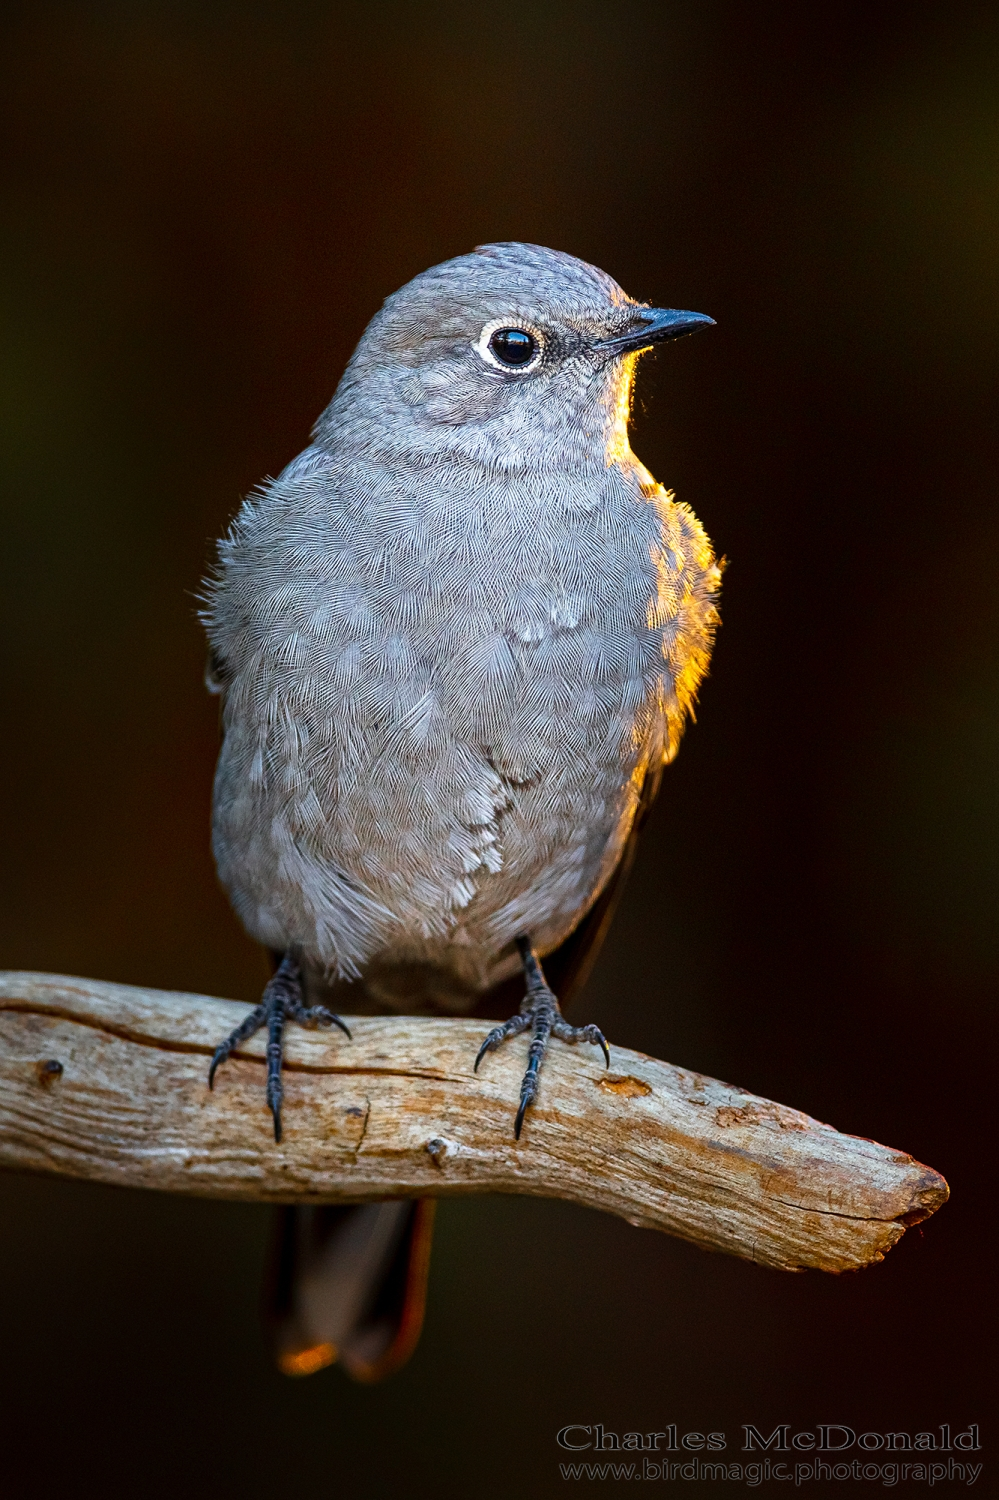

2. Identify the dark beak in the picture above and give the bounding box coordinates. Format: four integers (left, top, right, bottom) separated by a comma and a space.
598, 307, 715, 355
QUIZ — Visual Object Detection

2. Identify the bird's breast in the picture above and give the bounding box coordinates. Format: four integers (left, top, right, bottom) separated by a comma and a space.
209, 456, 719, 980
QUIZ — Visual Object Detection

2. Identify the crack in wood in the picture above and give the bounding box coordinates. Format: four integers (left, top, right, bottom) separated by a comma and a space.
353, 1097, 372, 1157
0, 1000, 466, 1082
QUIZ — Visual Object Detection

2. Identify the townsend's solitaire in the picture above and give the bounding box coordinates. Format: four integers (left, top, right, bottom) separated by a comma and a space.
203, 241, 720, 1148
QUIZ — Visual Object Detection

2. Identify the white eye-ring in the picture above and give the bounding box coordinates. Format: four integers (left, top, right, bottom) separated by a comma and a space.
475, 317, 545, 374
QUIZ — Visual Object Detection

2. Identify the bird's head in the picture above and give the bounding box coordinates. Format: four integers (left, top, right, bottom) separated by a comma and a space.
317, 242, 713, 474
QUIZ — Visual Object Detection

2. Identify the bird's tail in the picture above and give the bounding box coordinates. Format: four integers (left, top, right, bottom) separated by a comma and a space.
263, 1199, 435, 1382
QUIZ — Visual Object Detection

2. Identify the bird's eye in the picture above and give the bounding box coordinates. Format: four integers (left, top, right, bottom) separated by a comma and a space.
488, 328, 537, 366
476, 319, 544, 373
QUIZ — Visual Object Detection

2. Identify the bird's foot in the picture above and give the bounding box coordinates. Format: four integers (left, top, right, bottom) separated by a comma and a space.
474, 934, 609, 1139
208, 953, 351, 1142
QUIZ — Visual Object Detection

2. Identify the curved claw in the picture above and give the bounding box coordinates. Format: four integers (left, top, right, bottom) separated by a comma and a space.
271, 1104, 282, 1144
294, 1005, 353, 1039
575, 1024, 610, 1067
474, 1031, 499, 1072
208, 1049, 225, 1090
514, 1095, 529, 1140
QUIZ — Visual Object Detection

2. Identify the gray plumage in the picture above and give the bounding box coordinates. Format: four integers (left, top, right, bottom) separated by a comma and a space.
203, 242, 720, 1017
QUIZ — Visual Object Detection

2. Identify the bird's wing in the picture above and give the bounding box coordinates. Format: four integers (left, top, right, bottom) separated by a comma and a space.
545, 759, 663, 1006
473, 757, 664, 1019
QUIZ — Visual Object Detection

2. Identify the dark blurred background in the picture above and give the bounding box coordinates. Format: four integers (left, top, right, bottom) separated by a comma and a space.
1, 1, 995, 1494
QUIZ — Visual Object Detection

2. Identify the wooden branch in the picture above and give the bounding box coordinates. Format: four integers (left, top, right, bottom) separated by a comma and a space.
0, 971, 947, 1273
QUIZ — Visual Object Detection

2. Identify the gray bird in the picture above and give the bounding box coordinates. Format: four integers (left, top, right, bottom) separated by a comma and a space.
202, 242, 719, 1377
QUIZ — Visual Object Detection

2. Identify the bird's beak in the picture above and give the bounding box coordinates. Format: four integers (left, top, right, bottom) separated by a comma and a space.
598, 307, 715, 355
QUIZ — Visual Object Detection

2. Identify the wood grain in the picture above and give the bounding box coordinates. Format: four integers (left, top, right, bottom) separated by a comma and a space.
0, 970, 948, 1273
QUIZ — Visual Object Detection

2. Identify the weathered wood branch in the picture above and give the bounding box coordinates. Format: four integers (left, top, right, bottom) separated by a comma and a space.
0, 971, 947, 1273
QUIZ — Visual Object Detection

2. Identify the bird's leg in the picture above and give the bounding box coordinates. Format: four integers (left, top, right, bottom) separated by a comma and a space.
474, 934, 610, 1139
208, 952, 351, 1142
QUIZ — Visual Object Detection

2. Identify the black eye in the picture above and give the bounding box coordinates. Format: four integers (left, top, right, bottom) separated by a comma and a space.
488, 327, 539, 367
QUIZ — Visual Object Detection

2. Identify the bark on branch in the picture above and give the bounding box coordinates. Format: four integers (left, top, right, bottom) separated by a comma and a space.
0, 971, 947, 1273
